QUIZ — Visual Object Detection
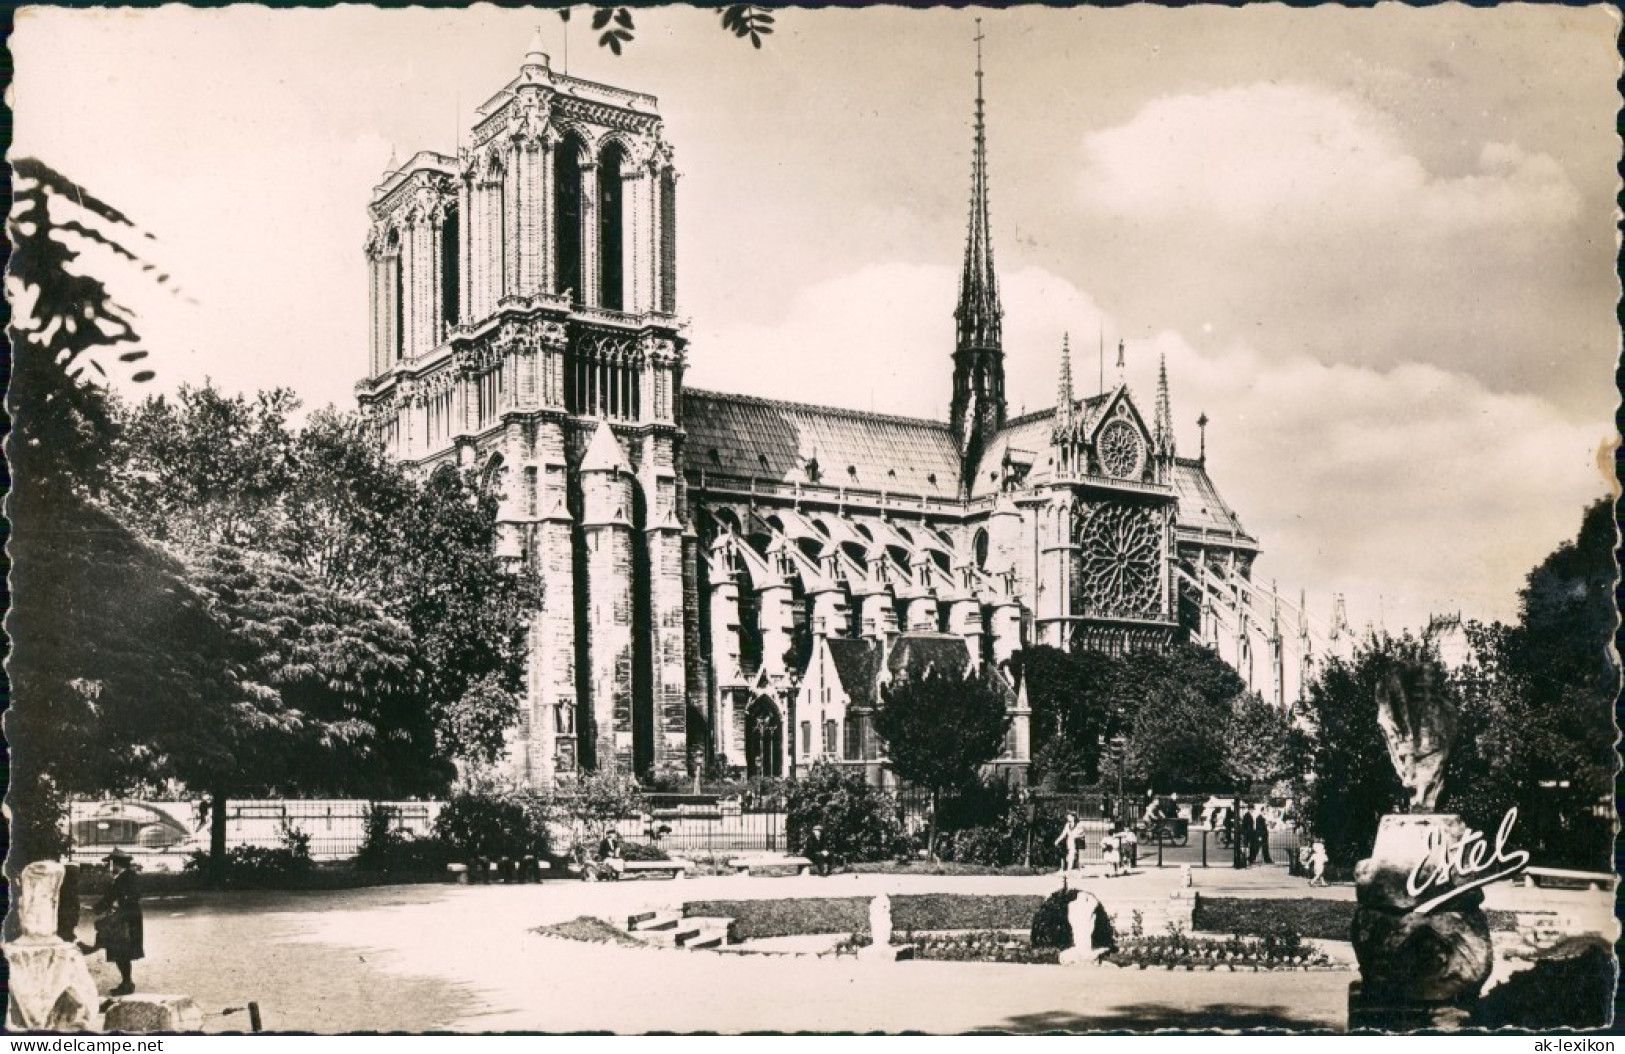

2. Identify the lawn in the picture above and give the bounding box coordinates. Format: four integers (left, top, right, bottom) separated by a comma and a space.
683, 894, 1046, 939
533, 915, 647, 948
1192, 897, 1521, 941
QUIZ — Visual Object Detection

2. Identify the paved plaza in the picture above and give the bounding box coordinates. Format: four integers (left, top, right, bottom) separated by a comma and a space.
77, 865, 1614, 1034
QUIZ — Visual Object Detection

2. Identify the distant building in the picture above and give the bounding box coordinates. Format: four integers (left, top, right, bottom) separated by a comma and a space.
355, 37, 1260, 786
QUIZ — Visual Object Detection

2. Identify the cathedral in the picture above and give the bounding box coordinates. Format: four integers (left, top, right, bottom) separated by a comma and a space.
355, 38, 1261, 787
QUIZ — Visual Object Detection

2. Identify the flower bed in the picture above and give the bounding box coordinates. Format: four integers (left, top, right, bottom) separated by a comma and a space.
834, 929, 1060, 964
1104, 928, 1332, 971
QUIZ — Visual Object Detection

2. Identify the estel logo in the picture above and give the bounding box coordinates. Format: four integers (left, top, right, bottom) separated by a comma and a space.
1405, 807, 1530, 913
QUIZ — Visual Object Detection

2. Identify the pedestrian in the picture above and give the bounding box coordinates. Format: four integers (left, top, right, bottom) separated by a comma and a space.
1101, 826, 1121, 876
1246, 808, 1264, 865
1053, 811, 1085, 873
90, 850, 144, 996
804, 823, 833, 876
1118, 823, 1139, 870
1308, 840, 1329, 887
1256, 807, 1274, 865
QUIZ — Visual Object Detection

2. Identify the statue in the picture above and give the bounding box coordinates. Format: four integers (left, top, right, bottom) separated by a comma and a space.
1058, 889, 1105, 966
869, 895, 892, 950
3, 861, 101, 1031
1351, 651, 1491, 1030
857, 895, 911, 961
1374, 661, 1457, 811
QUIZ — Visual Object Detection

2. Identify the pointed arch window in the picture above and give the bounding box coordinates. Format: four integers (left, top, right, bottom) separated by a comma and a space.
598, 141, 627, 311
554, 135, 585, 302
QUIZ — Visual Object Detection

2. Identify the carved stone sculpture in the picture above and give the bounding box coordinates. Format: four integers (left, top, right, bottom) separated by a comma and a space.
3, 862, 101, 1031
1374, 660, 1457, 811
1058, 889, 1105, 966
1351, 656, 1488, 1030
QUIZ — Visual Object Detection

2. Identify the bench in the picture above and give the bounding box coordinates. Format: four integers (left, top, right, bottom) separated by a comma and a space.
447, 857, 551, 884
727, 855, 813, 877
1521, 867, 1614, 892
621, 859, 690, 880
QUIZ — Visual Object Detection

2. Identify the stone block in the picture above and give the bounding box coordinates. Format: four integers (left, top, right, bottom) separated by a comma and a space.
3, 942, 101, 1031
1350, 904, 1492, 1004
1348, 980, 1472, 1032
1355, 814, 1479, 914
103, 995, 204, 1033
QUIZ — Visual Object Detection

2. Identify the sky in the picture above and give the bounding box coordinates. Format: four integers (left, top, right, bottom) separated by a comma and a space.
11, 4, 1620, 639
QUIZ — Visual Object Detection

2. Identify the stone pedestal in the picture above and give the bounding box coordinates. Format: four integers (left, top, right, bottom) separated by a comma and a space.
103, 995, 205, 1033
3, 862, 101, 1032
1348, 981, 1472, 1032
857, 944, 915, 962
1350, 814, 1493, 1031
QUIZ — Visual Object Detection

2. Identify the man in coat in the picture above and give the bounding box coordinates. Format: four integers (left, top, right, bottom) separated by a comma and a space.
91, 850, 144, 996
804, 824, 833, 877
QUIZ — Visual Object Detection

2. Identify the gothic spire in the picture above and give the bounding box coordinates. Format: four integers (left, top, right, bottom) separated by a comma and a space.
954, 19, 1002, 354
1056, 333, 1075, 432
949, 19, 1007, 470
1154, 352, 1175, 459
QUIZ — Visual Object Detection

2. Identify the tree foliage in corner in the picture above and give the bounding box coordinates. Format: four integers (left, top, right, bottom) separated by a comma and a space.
1444, 498, 1617, 869
874, 667, 1010, 858
565, 5, 775, 53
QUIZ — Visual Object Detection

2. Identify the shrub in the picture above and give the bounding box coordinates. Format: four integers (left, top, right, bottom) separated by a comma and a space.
785, 762, 907, 864
620, 840, 669, 862
935, 784, 1068, 867
1029, 886, 1113, 950
357, 804, 453, 874
186, 819, 313, 889
556, 772, 643, 847
1030, 887, 1077, 949
433, 788, 551, 860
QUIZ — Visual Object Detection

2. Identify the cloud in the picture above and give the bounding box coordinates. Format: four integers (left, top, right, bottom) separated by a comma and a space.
1078, 83, 1581, 233
692, 263, 1611, 636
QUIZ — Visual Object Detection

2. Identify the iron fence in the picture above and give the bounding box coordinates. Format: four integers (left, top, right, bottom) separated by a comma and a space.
66, 799, 442, 866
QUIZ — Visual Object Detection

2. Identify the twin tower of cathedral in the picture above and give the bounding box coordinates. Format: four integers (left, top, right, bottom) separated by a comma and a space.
356, 36, 1261, 786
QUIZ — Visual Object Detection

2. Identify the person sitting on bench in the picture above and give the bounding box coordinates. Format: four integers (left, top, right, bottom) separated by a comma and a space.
804, 824, 833, 876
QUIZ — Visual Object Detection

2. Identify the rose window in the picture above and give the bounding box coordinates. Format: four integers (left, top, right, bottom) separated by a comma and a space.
1096, 419, 1145, 480
1075, 503, 1162, 619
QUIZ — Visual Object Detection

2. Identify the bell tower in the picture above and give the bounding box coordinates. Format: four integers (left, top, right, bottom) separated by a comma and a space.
949, 21, 1006, 489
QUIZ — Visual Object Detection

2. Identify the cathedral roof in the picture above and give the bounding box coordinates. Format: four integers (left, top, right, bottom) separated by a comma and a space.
966, 394, 1113, 498
825, 637, 884, 709
885, 632, 973, 683
682, 390, 961, 499
1171, 457, 1256, 545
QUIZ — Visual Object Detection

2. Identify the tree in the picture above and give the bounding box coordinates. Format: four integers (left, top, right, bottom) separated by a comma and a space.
784, 760, 906, 864
1115, 644, 1245, 793
1222, 692, 1290, 797
107, 387, 543, 771
1018, 645, 1118, 789
4, 159, 208, 874
874, 667, 1010, 858
1443, 499, 1617, 868
567, 5, 776, 54
1292, 634, 1438, 867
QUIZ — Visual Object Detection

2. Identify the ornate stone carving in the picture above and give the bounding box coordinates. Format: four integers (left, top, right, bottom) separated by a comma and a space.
510, 91, 548, 149
1375, 659, 1458, 811
1075, 502, 1162, 620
